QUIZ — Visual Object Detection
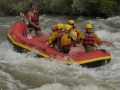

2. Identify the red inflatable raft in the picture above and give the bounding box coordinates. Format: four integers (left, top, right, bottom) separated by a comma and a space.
7, 17, 111, 68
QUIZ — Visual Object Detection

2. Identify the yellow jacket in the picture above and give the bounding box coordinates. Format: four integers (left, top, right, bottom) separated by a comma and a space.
61, 33, 71, 46
94, 33, 102, 46
48, 31, 58, 45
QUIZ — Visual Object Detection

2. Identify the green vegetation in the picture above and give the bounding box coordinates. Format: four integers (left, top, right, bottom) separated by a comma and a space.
0, 0, 119, 17
97, 0, 117, 16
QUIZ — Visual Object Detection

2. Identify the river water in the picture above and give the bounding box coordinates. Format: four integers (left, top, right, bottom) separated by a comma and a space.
0, 15, 120, 90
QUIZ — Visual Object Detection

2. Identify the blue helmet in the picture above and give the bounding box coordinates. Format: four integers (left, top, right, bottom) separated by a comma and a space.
29, 2, 36, 8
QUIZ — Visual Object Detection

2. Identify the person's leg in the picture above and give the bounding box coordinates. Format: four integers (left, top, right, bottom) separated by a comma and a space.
69, 46, 85, 54
90, 47, 97, 52
30, 25, 42, 37
36, 30, 42, 37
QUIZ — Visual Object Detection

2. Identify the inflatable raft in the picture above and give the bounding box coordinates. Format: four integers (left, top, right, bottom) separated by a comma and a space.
7, 18, 111, 68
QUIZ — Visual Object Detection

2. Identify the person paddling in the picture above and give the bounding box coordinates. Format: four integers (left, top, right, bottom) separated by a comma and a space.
79, 24, 103, 52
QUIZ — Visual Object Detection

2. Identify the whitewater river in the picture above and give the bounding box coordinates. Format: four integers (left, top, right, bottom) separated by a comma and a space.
0, 15, 120, 90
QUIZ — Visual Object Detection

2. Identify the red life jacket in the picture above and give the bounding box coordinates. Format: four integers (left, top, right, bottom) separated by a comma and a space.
31, 10, 39, 22
83, 32, 95, 47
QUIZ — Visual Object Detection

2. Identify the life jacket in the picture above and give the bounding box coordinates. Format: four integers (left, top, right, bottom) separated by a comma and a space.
63, 35, 76, 48
82, 32, 95, 47
31, 10, 39, 22
48, 31, 58, 45
49, 27, 59, 43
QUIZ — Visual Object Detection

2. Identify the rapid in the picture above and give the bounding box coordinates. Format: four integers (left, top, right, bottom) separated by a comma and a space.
0, 15, 120, 90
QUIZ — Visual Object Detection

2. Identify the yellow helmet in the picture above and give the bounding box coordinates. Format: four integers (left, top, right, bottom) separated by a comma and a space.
68, 20, 74, 24
64, 24, 72, 31
70, 31, 77, 41
86, 24, 92, 29
56, 23, 64, 30
70, 31, 77, 37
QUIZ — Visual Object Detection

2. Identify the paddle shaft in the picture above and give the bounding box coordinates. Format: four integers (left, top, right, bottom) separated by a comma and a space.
102, 40, 120, 48
20, 13, 28, 37
102, 41, 113, 44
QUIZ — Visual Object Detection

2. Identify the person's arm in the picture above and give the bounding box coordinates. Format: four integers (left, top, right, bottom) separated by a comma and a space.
36, 10, 40, 26
94, 33, 102, 46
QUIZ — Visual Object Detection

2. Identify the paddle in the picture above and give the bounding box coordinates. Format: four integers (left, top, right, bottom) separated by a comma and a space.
20, 13, 28, 37
102, 40, 120, 48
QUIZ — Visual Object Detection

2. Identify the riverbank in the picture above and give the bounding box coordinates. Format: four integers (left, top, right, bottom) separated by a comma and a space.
0, 0, 120, 18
